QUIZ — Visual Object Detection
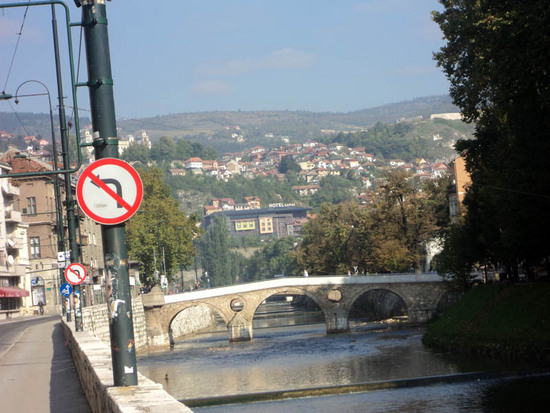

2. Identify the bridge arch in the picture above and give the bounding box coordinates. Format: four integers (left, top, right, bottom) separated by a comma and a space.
349, 288, 408, 322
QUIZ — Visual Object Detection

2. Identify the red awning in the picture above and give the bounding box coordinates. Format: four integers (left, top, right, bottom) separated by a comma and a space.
0, 286, 30, 298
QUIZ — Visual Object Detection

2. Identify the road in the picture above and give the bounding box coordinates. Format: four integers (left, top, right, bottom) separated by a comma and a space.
0, 315, 91, 413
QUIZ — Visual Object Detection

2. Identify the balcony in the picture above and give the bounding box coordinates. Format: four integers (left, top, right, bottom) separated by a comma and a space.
4, 209, 22, 223
1, 182, 19, 197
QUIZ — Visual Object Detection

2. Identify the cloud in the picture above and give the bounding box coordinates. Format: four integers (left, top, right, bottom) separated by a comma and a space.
191, 80, 236, 97
196, 48, 316, 77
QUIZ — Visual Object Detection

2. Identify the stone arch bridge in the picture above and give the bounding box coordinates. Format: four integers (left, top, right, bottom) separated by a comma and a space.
141, 274, 446, 349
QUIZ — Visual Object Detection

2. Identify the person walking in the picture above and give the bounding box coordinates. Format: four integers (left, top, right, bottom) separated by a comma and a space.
303, 269, 308, 277
37, 300, 44, 315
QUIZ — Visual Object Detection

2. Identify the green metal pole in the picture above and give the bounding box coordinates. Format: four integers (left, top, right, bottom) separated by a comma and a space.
51, 3, 81, 329
81, 0, 138, 386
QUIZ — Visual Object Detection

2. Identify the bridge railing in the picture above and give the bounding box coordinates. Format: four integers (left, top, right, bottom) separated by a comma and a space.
162, 273, 442, 304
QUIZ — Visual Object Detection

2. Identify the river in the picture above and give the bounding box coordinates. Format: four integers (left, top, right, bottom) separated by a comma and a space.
137, 300, 550, 412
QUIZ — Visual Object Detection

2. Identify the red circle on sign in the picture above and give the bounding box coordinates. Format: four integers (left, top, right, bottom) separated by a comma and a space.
65, 263, 87, 285
77, 158, 143, 225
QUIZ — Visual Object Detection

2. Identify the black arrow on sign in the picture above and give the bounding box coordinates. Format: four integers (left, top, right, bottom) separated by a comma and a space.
91, 175, 124, 208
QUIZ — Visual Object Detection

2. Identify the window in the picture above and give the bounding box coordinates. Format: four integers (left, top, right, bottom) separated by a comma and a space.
27, 197, 37, 215
30, 237, 41, 259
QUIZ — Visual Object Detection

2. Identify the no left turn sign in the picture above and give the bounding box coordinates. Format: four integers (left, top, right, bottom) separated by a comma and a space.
77, 158, 143, 225
65, 263, 87, 285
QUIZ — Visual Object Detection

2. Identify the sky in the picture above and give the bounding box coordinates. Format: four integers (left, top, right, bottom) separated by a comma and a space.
0, 0, 450, 120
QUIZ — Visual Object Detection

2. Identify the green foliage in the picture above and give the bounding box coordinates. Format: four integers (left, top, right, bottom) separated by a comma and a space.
433, 0, 550, 273
125, 168, 198, 283
243, 237, 298, 281
318, 121, 429, 162
309, 175, 357, 209
296, 171, 445, 275
295, 201, 374, 275
423, 284, 550, 361
200, 216, 242, 287
122, 141, 150, 165
278, 155, 301, 174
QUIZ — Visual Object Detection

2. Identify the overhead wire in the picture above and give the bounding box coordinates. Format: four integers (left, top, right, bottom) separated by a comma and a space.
2, 0, 32, 95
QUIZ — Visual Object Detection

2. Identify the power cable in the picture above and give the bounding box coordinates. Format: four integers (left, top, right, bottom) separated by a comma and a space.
5, 99, 32, 138
2, 1, 32, 94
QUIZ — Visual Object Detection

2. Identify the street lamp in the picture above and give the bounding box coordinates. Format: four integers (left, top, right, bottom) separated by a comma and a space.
11, 80, 68, 317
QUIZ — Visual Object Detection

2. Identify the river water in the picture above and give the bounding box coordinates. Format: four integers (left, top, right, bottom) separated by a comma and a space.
137, 301, 550, 412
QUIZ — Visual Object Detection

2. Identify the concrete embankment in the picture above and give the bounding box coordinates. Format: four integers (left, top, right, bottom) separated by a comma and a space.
423, 283, 550, 362
182, 371, 550, 408
61, 316, 193, 412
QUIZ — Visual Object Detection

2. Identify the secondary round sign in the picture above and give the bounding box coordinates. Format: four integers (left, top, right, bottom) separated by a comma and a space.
77, 158, 143, 225
65, 263, 87, 285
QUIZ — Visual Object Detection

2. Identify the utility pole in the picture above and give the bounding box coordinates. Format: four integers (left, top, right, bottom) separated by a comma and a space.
80, 0, 138, 386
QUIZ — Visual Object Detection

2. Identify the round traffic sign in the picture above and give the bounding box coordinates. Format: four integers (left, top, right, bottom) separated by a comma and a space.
76, 158, 143, 225
60, 283, 73, 296
65, 263, 87, 285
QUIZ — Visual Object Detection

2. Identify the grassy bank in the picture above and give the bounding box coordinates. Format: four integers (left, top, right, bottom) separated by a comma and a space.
423, 283, 550, 362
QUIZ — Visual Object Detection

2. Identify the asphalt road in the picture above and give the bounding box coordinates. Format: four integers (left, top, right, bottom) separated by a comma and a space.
0, 315, 91, 413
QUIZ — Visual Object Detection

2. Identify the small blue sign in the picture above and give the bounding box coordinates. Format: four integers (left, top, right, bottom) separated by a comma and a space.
60, 283, 73, 297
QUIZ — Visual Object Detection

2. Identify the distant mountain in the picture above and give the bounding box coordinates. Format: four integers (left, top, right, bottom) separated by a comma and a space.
116, 95, 462, 154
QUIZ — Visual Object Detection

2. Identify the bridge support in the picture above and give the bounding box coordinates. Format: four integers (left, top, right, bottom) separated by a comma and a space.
325, 309, 350, 334
407, 305, 436, 323
228, 312, 253, 342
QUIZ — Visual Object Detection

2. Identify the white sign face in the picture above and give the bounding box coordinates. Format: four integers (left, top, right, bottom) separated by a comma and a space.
65, 263, 87, 285
76, 158, 143, 225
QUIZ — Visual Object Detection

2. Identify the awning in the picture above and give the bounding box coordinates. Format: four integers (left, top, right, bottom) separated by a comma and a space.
0, 286, 30, 298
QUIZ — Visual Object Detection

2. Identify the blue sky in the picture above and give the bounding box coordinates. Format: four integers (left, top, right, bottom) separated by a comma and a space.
1, 0, 449, 119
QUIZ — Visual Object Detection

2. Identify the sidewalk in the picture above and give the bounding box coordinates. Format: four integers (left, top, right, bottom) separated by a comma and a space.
0, 315, 91, 412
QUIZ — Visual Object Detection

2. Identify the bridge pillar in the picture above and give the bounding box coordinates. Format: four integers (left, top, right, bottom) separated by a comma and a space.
325, 308, 350, 334
228, 312, 253, 342
407, 304, 436, 323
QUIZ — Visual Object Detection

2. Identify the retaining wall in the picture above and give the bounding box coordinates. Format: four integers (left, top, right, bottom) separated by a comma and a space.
61, 317, 193, 413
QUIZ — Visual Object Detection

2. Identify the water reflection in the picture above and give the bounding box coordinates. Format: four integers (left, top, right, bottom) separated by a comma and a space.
137, 301, 548, 410
139, 322, 460, 400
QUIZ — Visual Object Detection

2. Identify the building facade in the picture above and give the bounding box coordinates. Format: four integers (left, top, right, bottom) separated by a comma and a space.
203, 206, 311, 240
0, 163, 30, 319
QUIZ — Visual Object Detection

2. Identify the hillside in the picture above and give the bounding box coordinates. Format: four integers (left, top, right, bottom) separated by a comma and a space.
116, 95, 465, 155
1, 95, 471, 160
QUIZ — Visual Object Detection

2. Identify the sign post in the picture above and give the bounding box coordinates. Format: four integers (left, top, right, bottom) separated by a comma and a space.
80, 0, 140, 386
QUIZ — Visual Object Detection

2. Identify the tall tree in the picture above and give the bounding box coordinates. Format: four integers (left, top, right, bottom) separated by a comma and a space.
295, 201, 373, 275
200, 216, 236, 287
372, 170, 438, 273
126, 168, 197, 284
433, 1, 550, 273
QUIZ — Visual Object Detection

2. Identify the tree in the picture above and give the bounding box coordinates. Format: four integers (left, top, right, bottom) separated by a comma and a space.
278, 155, 301, 174
433, 1, 550, 274
310, 175, 355, 208
122, 141, 150, 165
243, 237, 298, 281
200, 216, 238, 287
150, 136, 176, 163
126, 168, 197, 284
371, 170, 438, 274
295, 202, 373, 275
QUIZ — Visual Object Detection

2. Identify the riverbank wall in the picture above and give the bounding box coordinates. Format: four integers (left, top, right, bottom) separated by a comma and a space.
61, 316, 193, 412
423, 283, 550, 362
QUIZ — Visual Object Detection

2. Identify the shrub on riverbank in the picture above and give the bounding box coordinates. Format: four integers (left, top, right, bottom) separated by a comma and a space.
423, 283, 550, 362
